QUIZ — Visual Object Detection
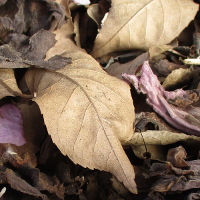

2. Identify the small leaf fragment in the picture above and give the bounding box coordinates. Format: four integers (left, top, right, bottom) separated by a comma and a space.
122, 61, 200, 136
162, 68, 193, 90
25, 22, 137, 193
3, 169, 48, 200
0, 104, 25, 146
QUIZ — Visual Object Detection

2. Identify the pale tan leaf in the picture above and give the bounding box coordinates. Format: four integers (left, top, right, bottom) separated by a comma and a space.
162, 68, 193, 90
25, 22, 137, 193
125, 130, 200, 146
124, 130, 200, 160
105, 52, 149, 80
0, 69, 22, 99
91, 0, 198, 58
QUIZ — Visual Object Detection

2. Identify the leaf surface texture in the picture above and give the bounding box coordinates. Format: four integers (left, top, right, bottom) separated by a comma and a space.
25, 23, 137, 193
91, 0, 198, 57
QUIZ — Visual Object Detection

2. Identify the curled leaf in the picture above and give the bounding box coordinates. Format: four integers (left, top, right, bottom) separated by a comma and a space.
122, 61, 200, 136
0, 0, 70, 70
125, 130, 200, 146
72, 0, 90, 5
2, 169, 48, 200
25, 22, 137, 193
105, 52, 149, 80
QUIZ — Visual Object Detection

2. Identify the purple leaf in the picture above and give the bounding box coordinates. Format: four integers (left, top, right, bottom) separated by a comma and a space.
122, 61, 200, 136
0, 104, 26, 146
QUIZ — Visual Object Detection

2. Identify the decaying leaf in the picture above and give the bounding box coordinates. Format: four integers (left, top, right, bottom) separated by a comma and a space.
125, 130, 200, 146
25, 20, 137, 194
150, 59, 188, 77
135, 112, 177, 132
167, 146, 188, 168
132, 144, 166, 161
162, 68, 193, 90
187, 191, 200, 200
0, 0, 70, 71
87, 1, 110, 28
72, 0, 90, 5
0, 0, 66, 40
2, 169, 48, 200
124, 130, 200, 160
0, 104, 25, 146
0, 144, 66, 199
122, 61, 200, 136
19, 167, 65, 199
150, 146, 200, 193
148, 45, 173, 59
87, 4, 103, 28
91, 0, 198, 58
0, 69, 22, 99
0, 28, 71, 71
2, 145, 36, 168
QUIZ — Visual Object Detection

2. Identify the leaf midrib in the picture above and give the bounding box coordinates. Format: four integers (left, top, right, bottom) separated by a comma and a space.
36, 69, 134, 190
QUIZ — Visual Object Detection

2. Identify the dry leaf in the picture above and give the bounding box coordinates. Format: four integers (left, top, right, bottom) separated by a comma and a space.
132, 145, 166, 161
162, 68, 193, 90
91, 0, 198, 58
135, 112, 178, 132
87, 1, 110, 29
0, 69, 22, 99
19, 167, 65, 199
124, 130, 200, 146
148, 45, 173, 59
3, 169, 48, 200
150, 59, 188, 77
123, 61, 200, 136
2, 145, 36, 168
150, 146, 200, 193
18, 102, 45, 153
0, 104, 25, 146
0, 0, 66, 40
167, 146, 188, 168
125, 130, 200, 161
25, 20, 137, 194
87, 4, 103, 28
105, 52, 149, 80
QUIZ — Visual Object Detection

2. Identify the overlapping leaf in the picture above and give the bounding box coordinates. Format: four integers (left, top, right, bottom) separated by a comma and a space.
0, 69, 22, 99
25, 22, 137, 193
91, 0, 198, 58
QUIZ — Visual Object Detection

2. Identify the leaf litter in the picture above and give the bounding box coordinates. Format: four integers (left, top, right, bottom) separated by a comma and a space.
0, 0, 200, 199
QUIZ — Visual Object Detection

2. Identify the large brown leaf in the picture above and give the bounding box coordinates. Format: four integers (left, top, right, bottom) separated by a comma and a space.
91, 0, 198, 58
25, 21, 137, 193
